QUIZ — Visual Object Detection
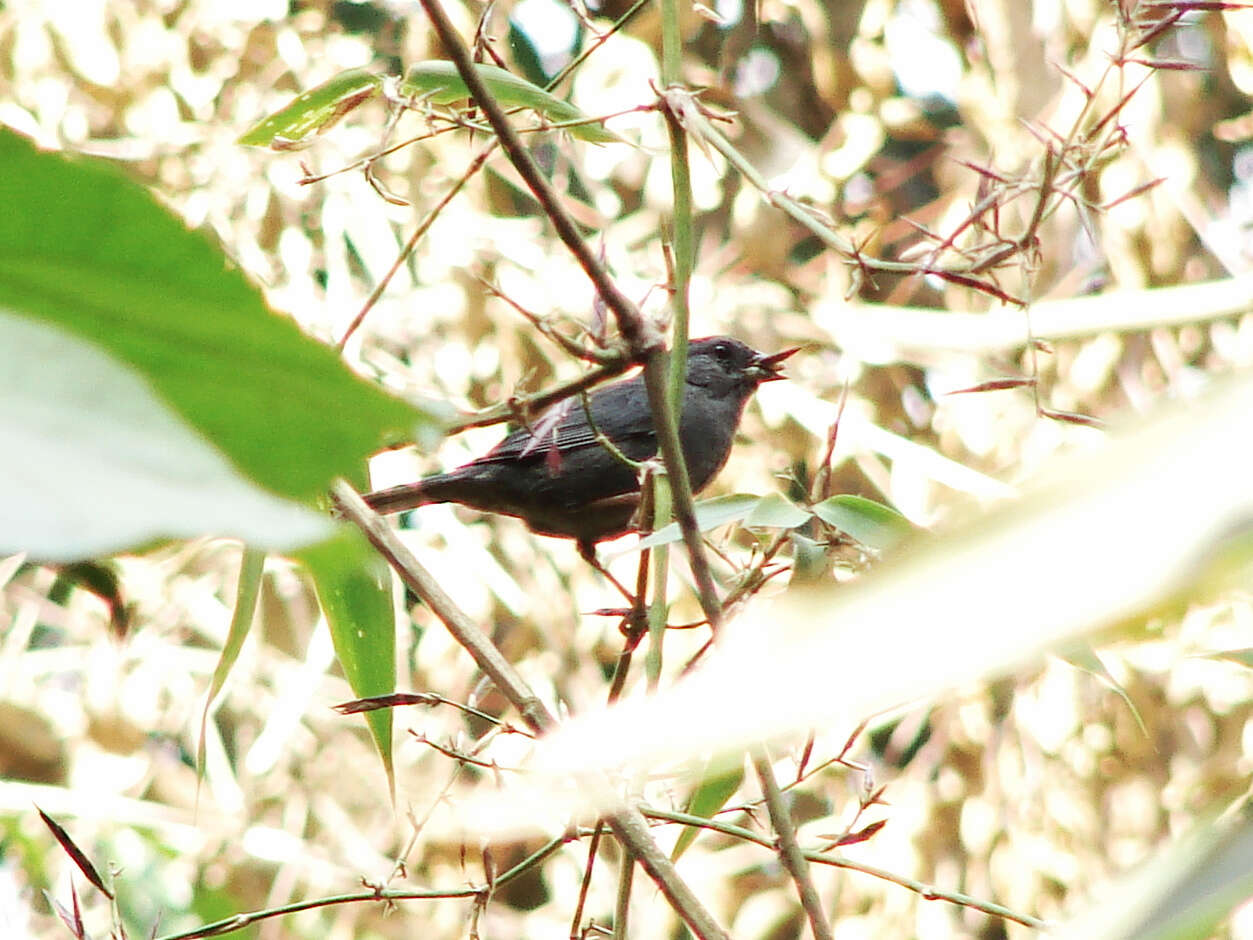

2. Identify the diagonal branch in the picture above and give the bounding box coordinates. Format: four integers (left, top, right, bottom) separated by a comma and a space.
752, 751, 834, 940
418, 0, 725, 624
331, 482, 731, 940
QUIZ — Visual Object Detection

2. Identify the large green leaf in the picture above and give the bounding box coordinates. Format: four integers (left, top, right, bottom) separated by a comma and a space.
0, 312, 330, 559
0, 128, 435, 558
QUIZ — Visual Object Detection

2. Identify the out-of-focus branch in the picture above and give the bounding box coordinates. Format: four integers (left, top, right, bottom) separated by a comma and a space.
331, 481, 731, 940
752, 751, 834, 940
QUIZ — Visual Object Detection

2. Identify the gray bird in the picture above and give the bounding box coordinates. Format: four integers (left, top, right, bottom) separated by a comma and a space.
364, 337, 797, 558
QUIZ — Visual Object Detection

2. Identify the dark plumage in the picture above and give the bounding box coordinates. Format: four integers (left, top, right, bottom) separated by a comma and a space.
364, 337, 796, 556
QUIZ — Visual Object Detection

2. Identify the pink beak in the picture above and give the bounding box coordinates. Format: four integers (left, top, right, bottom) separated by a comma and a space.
753, 345, 802, 381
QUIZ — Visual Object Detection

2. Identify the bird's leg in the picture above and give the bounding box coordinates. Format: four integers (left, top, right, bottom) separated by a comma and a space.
621, 471, 656, 648
578, 541, 637, 605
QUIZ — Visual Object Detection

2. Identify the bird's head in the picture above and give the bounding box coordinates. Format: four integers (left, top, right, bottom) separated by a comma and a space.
686, 336, 800, 396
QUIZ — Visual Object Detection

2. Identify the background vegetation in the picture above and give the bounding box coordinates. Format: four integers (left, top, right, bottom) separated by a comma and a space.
4, 0, 1253, 937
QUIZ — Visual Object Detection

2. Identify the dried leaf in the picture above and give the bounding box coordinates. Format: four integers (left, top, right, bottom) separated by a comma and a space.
37, 808, 112, 899
946, 378, 1037, 394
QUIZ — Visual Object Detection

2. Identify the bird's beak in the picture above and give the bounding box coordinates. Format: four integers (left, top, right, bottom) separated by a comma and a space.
752, 345, 801, 382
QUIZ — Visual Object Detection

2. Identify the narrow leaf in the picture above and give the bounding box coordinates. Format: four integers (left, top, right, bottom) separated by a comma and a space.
1199, 648, 1253, 668
826, 819, 886, 847
628, 493, 762, 553
946, 377, 1036, 394
37, 807, 112, 899
399, 61, 623, 144
1067, 813, 1253, 939
1039, 406, 1104, 428
299, 528, 397, 795
237, 69, 383, 148
924, 269, 1024, 304
811, 495, 914, 552
1124, 57, 1206, 71
46, 886, 89, 939
198, 547, 267, 787
1102, 177, 1167, 211
743, 492, 812, 529
672, 761, 745, 861
1058, 643, 1148, 738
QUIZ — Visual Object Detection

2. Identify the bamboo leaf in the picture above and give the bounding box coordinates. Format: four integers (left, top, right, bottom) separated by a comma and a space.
399, 61, 624, 144
812, 495, 913, 552
238, 68, 383, 148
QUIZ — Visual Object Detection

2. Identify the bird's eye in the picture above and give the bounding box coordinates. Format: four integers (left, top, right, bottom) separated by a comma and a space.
713, 342, 731, 360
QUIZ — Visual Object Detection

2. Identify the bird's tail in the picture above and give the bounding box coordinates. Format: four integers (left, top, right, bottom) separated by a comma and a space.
362, 474, 457, 515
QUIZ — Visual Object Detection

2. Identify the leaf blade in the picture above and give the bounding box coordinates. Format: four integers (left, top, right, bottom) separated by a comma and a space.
237, 69, 383, 148
298, 528, 397, 795
400, 61, 623, 143
811, 495, 913, 552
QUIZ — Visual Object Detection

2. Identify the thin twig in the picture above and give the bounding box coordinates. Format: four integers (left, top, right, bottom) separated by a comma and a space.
418, 0, 651, 353
442, 358, 634, 435
638, 805, 1048, 930
570, 825, 606, 939
337, 138, 498, 349
157, 835, 570, 939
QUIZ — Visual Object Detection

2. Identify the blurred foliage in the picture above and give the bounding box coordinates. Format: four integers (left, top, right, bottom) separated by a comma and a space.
3, 0, 1253, 937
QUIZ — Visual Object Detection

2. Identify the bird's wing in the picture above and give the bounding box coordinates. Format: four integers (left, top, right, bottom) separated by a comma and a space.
477, 378, 657, 463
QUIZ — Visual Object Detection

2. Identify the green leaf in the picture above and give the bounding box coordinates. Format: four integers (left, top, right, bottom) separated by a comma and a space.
629, 493, 810, 556
1058, 643, 1148, 739
199, 547, 267, 788
298, 528, 396, 794
1066, 812, 1253, 939
744, 492, 812, 529
399, 61, 624, 144
0, 128, 435, 558
788, 532, 830, 583
1199, 648, 1253, 668
1, 312, 331, 559
506, 18, 555, 88
672, 760, 744, 861
812, 494, 914, 552
629, 493, 762, 553
237, 68, 383, 148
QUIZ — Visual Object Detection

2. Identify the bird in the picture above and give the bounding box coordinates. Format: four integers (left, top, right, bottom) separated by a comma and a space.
363, 336, 798, 559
